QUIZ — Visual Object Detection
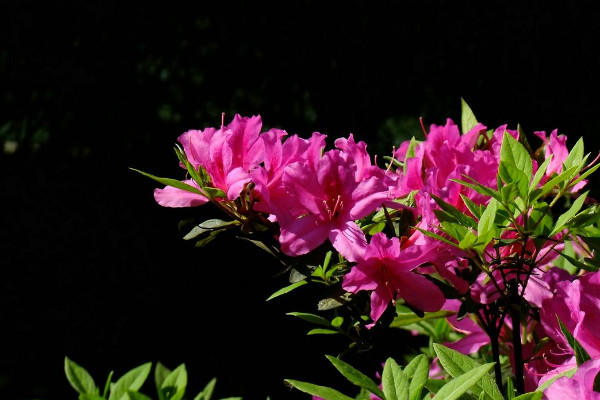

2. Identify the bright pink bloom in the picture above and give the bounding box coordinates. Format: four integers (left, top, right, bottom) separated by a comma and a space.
540, 271, 600, 359
274, 141, 391, 259
154, 114, 268, 207
342, 232, 445, 327
543, 358, 600, 400
154, 179, 209, 208
534, 129, 588, 192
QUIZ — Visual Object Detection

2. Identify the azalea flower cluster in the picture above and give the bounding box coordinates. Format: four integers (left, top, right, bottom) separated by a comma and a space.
140, 109, 600, 399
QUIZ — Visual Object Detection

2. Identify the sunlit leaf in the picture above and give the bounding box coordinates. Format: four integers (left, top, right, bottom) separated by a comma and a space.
382, 357, 409, 400
433, 344, 504, 400
64, 357, 98, 395
326, 355, 385, 399
283, 379, 354, 400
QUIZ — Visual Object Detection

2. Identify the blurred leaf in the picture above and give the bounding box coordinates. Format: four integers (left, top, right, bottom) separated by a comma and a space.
160, 364, 187, 400
64, 357, 98, 395
108, 362, 152, 400
193, 377, 216, 400
155, 362, 171, 400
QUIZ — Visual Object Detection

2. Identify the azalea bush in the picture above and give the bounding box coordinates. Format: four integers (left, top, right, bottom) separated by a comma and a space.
125, 99, 600, 400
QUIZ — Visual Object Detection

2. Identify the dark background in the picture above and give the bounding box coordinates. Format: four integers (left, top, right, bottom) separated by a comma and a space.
2, 1, 600, 399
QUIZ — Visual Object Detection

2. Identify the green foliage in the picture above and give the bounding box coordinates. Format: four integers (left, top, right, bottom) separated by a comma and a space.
284, 345, 503, 400
64, 358, 241, 400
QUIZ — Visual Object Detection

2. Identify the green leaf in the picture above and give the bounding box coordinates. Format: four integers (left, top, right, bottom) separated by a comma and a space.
64, 357, 98, 395
452, 177, 502, 203
513, 392, 543, 400
183, 219, 238, 240
500, 132, 533, 181
129, 168, 207, 197
325, 355, 386, 399
283, 379, 355, 400
193, 377, 216, 400
433, 344, 504, 400
431, 362, 495, 400
530, 156, 553, 191
307, 328, 339, 335
532, 165, 579, 202
563, 137, 584, 171
569, 163, 600, 189
103, 371, 114, 398
550, 191, 588, 236
382, 358, 409, 400
286, 312, 333, 328
498, 162, 529, 199
535, 368, 577, 392
557, 316, 591, 365
317, 294, 353, 310
404, 355, 429, 400
412, 226, 460, 248
160, 364, 187, 400
80, 395, 106, 400
390, 309, 454, 328
431, 194, 477, 228
461, 98, 478, 134
266, 280, 307, 301
127, 391, 153, 400
108, 362, 152, 400
155, 362, 171, 400
460, 194, 484, 220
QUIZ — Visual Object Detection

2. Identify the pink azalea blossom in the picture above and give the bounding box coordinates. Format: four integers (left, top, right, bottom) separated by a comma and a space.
540, 271, 600, 359
154, 114, 268, 207
273, 141, 392, 259
342, 232, 445, 327
543, 358, 600, 400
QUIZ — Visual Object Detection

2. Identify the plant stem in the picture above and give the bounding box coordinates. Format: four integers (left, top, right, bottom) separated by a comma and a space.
510, 300, 525, 394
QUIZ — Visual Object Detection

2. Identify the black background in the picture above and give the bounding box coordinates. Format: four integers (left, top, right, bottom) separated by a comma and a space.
2, 1, 600, 399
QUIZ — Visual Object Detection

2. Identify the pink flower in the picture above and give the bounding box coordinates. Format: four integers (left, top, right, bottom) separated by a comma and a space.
274, 142, 391, 259
154, 114, 268, 207
534, 129, 588, 192
342, 232, 445, 327
540, 271, 600, 359
543, 358, 600, 400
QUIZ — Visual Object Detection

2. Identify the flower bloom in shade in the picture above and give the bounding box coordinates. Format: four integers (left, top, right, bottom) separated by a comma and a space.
342, 232, 445, 327
154, 114, 267, 207
539, 271, 600, 359
542, 358, 600, 400
273, 140, 391, 259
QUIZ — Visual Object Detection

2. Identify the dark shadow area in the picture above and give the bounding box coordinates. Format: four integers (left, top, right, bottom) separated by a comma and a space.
2, 1, 600, 399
